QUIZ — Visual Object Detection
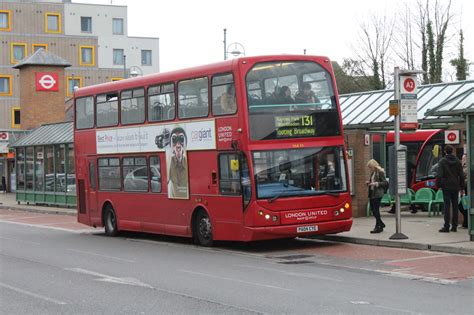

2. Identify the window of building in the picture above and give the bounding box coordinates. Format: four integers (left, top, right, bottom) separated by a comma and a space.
212, 73, 236, 116
35, 146, 44, 191
141, 50, 152, 66
123, 157, 148, 192
67, 76, 82, 97
32, 43, 48, 53
79, 46, 95, 66
45, 12, 61, 33
0, 10, 12, 32
0, 75, 12, 96
81, 16, 92, 33
96, 92, 118, 127
10, 43, 27, 64
98, 158, 121, 191
12, 107, 21, 128
112, 18, 124, 35
150, 156, 161, 192
75, 96, 94, 129
148, 83, 175, 122
113, 49, 124, 65
178, 77, 209, 119
121, 88, 145, 125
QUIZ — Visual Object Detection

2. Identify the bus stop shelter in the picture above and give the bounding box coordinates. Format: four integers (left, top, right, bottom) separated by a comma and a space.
10, 122, 76, 207
425, 87, 474, 240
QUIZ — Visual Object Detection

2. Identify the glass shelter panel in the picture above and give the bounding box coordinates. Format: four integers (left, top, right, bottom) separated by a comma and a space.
55, 145, 66, 192
35, 147, 44, 191
26, 147, 33, 190
45, 146, 55, 192
16, 148, 25, 190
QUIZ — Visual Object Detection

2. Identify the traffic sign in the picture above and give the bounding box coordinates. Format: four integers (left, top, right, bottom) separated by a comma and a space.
36, 72, 59, 91
0, 132, 8, 140
403, 78, 415, 93
445, 130, 460, 144
399, 74, 418, 130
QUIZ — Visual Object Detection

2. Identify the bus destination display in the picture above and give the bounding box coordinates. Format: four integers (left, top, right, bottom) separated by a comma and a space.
275, 115, 315, 138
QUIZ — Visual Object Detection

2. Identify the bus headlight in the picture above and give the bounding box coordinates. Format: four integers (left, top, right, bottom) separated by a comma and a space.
265, 214, 270, 220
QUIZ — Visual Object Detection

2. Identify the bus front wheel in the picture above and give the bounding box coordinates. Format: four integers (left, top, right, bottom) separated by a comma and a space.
104, 205, 118, 237
195, 211, 213, 247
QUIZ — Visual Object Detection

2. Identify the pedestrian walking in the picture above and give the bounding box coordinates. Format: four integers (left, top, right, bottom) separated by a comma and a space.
366, 159, 388, 234
436, 145, 465, 232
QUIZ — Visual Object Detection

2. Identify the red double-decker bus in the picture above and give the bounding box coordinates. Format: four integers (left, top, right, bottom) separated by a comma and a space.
74, 55, 352, 246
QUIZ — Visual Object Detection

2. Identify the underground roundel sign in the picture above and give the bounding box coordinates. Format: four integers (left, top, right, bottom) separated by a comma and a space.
36, 72, 59, 91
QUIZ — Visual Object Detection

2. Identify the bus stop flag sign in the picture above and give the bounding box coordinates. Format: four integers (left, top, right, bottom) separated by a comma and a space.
399, 75, 418, 130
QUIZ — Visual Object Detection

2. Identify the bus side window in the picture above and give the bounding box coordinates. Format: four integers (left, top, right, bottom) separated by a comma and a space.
211, 73, 236, 116
178, 77, 209, 119
150, 156, 162, 193
148, 83, 175, 122
219, 153, 241, 195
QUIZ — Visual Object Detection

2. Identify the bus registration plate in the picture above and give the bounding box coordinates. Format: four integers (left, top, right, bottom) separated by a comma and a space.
297, 225, 318, 233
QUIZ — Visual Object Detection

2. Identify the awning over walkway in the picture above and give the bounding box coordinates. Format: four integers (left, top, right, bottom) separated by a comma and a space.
425, 88, 474, 116
340, 80, 474, 129
10, 122, 73, 147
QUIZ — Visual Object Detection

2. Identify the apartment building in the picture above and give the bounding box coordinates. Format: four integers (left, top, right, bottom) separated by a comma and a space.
0, 0, 160, 130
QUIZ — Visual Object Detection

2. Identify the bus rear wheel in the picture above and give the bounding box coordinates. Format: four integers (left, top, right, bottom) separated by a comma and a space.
104, 205, 118, 237
195, 211, 213, 247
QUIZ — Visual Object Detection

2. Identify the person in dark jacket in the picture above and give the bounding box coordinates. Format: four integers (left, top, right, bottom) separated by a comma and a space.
366, 159, 388, 233
436, 145, 465, 232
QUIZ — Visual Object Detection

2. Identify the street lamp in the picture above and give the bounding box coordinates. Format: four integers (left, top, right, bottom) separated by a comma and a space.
226, 42, 246, 59
223, 29, 245, 60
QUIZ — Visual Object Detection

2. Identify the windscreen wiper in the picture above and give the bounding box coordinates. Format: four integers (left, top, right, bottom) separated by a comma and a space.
268, 188, 301, 203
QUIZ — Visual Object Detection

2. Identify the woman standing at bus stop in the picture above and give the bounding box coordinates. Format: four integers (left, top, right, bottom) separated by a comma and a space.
367, 159, 388, 233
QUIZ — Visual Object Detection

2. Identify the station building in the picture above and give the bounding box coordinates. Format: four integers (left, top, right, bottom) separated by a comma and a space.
0, 0, 160, 192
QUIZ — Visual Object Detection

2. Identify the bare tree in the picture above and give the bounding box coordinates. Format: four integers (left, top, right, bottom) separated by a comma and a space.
353, 13, 395, 90
394, 3, 416, 70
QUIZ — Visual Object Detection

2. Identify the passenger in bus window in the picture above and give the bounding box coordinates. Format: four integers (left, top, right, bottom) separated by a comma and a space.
220, 85, 236, 113
277, 86, 294, 104
295, 82, 320, 105
168, 127, 189, 199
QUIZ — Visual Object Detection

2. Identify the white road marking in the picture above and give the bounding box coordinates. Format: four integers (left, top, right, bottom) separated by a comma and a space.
0, 236, 41, 245
178, 269, 293, 291
387, 254, 450, 263
67, 249, 135, 263
0, 219, 95, 234
240, 264, 343, 282
0, 282, 67, 305
65, 268, 153, 289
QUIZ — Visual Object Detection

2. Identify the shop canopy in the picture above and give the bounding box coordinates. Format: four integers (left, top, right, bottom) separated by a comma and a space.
340, 80, 474, 129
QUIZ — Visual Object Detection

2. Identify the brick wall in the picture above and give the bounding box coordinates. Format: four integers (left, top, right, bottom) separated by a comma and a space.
345, 129, 371, 217
19, 66, 66, 130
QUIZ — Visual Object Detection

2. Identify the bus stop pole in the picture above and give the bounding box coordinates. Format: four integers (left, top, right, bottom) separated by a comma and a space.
390, 67, 408, 240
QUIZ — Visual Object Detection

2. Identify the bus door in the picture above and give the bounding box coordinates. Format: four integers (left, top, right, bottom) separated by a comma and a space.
86, 158, 99, 218
216, 153, 247, 223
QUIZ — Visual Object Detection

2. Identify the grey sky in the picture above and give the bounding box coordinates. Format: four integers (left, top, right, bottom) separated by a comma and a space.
76, 0, 473, 77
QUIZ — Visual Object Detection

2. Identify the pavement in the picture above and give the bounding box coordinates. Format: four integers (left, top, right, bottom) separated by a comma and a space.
1, 192, 473, 255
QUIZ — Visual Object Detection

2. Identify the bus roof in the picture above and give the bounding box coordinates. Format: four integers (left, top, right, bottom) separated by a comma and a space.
74, 55, 331, 98
384, 129, 443, 142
